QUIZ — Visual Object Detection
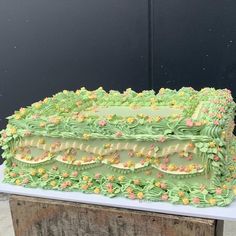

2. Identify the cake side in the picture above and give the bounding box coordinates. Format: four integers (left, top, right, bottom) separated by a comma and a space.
1, 87, 236, 207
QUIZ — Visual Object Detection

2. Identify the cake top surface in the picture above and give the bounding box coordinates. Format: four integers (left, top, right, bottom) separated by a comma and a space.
3, 87, 235, 140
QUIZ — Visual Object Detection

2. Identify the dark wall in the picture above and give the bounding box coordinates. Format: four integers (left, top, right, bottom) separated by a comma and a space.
153, 0, 236, 93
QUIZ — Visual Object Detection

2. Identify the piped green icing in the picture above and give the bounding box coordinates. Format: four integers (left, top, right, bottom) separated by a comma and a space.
1, 87, 236, 207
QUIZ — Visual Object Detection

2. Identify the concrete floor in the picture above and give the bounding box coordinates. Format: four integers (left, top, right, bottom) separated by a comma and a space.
0, 194, 235, 236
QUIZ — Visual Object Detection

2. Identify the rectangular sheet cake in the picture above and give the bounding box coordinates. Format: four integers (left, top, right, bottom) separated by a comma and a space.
1, 87, 236, 207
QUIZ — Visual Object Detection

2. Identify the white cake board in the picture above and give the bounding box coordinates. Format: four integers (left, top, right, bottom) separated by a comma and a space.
1, 165, 236, 221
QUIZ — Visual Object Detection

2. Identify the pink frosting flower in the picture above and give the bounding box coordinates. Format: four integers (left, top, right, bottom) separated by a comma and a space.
23, 178, 29, 184
161, 194, 169, 201
219, 107, 225, 113
129, 193, 136, 200
186, 119, 193, 127
156, 173, 163, 178
160, 183, 167, 189
60, 182, 68, 189
115, 131, 123, 137
213, 120, 220, 125
150, 144, 155, 150
160, 164, 167, 171
213, 155, 220, 161
106, 183, 113, 189
186, 155, 193, 161
192, 197, 200, 204
159, 136, 166, 143
140, 159, 145, 165
1, 132, 7, 139
215, 188, 222, 195
71, 171, 78, 177
95, 173, 101, 179
128, 151, 134, 157
12, 162, 17, 167
98, 120, 107, 127
163, 157, 170, 164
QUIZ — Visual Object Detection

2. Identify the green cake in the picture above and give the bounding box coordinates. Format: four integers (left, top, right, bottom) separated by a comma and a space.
1, 87, 236, 207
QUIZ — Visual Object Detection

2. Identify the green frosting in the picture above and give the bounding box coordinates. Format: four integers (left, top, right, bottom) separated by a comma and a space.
1, 87, 236, 207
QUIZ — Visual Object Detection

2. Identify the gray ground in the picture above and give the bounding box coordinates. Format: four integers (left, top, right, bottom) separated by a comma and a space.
0, 194, 235, 236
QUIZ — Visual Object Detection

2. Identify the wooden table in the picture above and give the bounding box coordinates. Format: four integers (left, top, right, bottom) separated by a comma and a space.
9, 194, 223, 236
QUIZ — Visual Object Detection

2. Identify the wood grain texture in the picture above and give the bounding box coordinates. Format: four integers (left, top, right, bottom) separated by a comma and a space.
9, 195, 223, 236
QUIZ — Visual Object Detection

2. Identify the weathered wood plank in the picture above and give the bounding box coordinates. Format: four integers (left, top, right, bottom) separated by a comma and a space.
9, 195, 223, 236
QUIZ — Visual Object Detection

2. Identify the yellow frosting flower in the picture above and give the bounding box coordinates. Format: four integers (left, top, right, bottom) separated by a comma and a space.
137, 192, 144, 199
150, 98, 156, 103
188, 164, 195, 172
49, 116, 61, 125
182, 198, 189, 205
43, 97, 49, 103
9, 126, 17, 135
233, 188, 236, 196
33, 102, 42, 109
104, 143, 111, 149
89, 94, 97, 100
118, 176, 125, 181
209, 142, 216, 148
15, 179, 21, 185
147, 117, 153, 123
222, 184, 228, 190
37, 168, 46, 175
209, 198, 216, 205
178, 191, 185, 197
167, 164, 175, 171
159, 88, 165, 94
42, 174, 49, 180
107, 175, 115, 182
19, 107, 26, 115
14, 114, 22, 120
106, 114, 114, 120
83, 176, 89, 181
137, 93, 143, 97
136, 152, 143, 158
156, 116, 161, 122
127, 117, 135, 124
39, 122, 46, 128
228, 166, 235, 171
77, 115, 85, 122
94, 188, 100, 194
96, 156, 103, 161
38, 138, 45, 144
30, 169, 37, 176
179, 92, 185, 96
50, 181, 57, 187
25, 155, 32, 161
126, 160, 135, 167
83, 133, 91, 140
